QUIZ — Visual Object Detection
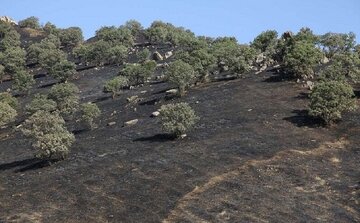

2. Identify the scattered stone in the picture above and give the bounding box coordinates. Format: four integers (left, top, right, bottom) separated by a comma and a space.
153, 51, 163, 61
107, 122, 116, 126
151, 111, 160, 117
321, 56, 330, 64
111, 111, 117, 116
140, 90, 147, 94
305, 81, 314, 90
180, 134, 187, 139
273, 64, 281, 68
166, 89, 178, 94
220, 66, 229, 72
164, 51, 173, 59
124, 119, 138, 126
156, 75, 165, 80
127, 95, 139, 103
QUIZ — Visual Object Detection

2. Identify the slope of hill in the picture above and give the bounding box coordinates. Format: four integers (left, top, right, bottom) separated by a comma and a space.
0, 20, 359, 223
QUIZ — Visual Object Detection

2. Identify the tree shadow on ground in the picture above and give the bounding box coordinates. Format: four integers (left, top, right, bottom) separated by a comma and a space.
139, 95, 177, 106
262, 68, 295, 83
38, 82, 57, 89
92, 95, 112, 103
133, 133, 176, 143
72, 129, 88, 135
0, 158, 53, 173
283, 109, 324, 128
295, 92, 309, 100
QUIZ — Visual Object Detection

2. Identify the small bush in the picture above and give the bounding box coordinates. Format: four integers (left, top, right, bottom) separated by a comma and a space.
48, 83, 79, 117
18, 16, 41, 29
103, 76, 129, 99
160, 102, 199, 137
49, 60, 77, 81
309, 81, 357, 125
25, 94, 57, 115
165, 60, 195, 96
80, 103, 101, 129
21, 110, 75, 160
0, 102, 17, 127
12, 69, 35, 93
0, 92, 18, 109
136, 49, 150, 63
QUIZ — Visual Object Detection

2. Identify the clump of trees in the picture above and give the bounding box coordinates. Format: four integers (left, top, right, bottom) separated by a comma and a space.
21, 110, 75, 160
251, 30, 278, 64
175, 40, 216, 82
320, 32, 356, 59
18, 16, 41, 29
95, 25, 134, 47
159, 102, 199, 138
73, 40, 128, 66
119, 60, 157, 85
282, 40, 323, 79
210, 37, 257, 75
58, 27, 83, 48
146, 20, 196, 46
27, 35, 77, 81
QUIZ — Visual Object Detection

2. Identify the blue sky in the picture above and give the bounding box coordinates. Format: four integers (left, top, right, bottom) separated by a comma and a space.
1, 0, 359, 43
